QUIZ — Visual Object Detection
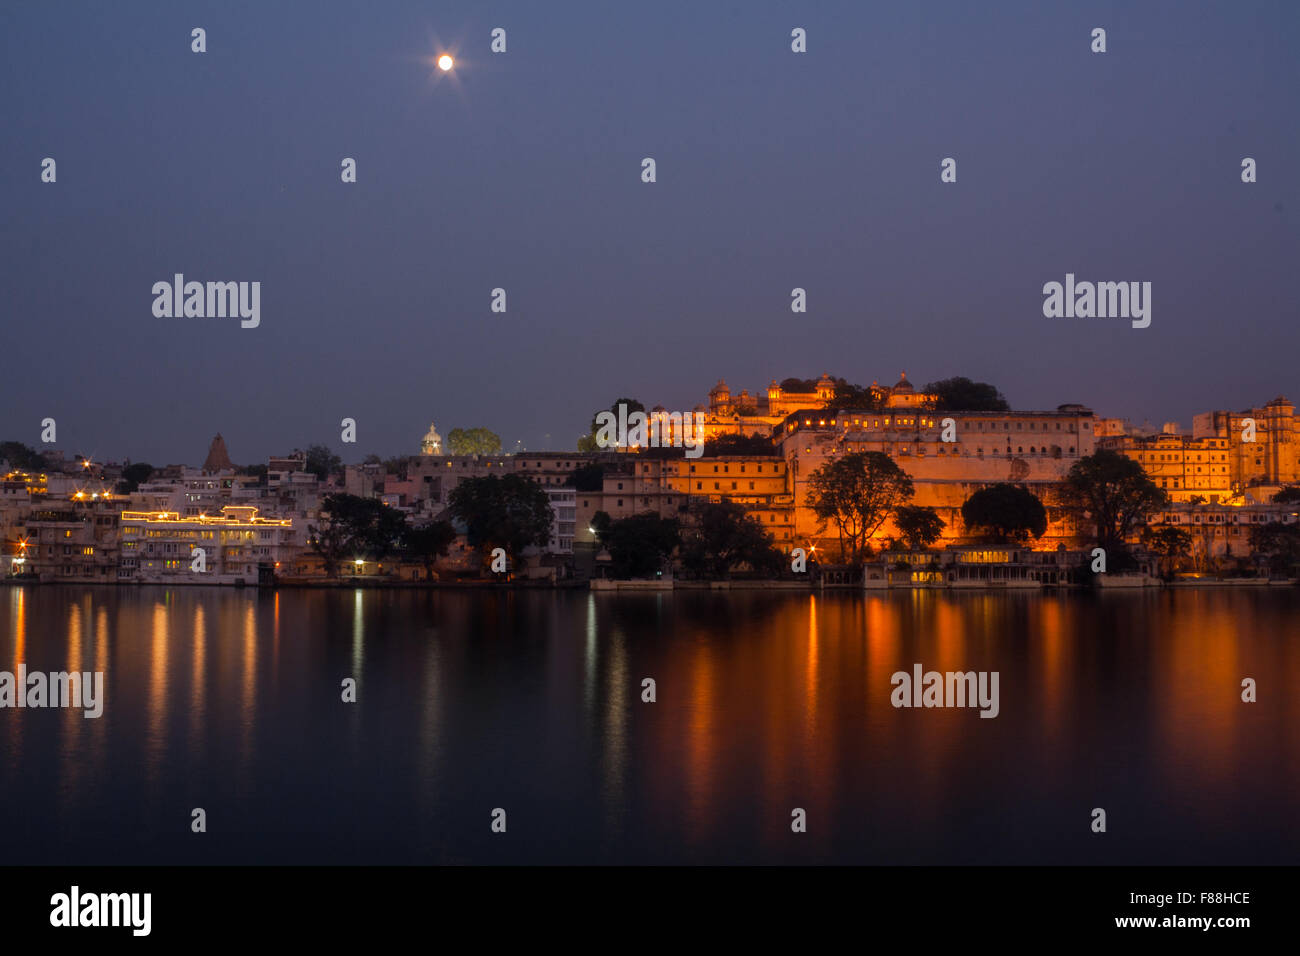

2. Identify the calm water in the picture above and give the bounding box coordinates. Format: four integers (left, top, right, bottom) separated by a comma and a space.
1, 584, 1296, 865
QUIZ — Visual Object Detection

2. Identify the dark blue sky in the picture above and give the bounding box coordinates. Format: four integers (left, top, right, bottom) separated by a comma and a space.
3, 1, 1297, 465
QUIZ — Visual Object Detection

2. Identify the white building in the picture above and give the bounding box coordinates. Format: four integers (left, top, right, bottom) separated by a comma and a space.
118, 505, 299, 584
545, 488, 576, 554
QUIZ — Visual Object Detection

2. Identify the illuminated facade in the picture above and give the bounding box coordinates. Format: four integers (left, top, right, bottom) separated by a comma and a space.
17, 498, 122, 582
1152, 501, 1300, 564
117, 506, 297, 584
1193, 397, 1300, 493
689, 372, 939, 442
778, 404, 1097, 551
573, 455, 795, 547
1098, 432, 1232, 503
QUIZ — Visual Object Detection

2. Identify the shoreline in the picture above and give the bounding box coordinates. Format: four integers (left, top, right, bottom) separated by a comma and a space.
3, 577, 1295, 592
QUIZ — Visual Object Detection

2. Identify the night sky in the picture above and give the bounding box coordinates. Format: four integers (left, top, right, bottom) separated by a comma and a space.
2, 1, 1297, 466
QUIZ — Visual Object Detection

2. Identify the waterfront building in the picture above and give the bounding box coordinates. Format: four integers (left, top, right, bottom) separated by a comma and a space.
777, 403, 1097, 551
18, 496, 123, 582
117, 506, 297, 584
573, 455, 795, 547
1193, 396, 1300, 493
1151, 500, 1300, 564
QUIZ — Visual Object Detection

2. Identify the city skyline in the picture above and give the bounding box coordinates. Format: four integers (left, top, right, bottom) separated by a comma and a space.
3, 367, 1295, 468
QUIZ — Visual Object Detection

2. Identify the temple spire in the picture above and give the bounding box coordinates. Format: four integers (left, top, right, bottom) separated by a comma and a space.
203, 433, 234, 472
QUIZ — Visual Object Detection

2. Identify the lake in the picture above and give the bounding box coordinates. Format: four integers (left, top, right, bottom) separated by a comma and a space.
1, 585, 1295, 864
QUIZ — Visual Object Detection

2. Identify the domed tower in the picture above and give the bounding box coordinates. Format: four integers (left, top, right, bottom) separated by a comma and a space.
709, 379, 732, 415
421, 422, 443, 455
887, 371, 920, 408
815, 373, 835, 402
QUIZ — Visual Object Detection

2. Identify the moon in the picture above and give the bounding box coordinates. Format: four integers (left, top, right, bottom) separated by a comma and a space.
437, 54, 454, 71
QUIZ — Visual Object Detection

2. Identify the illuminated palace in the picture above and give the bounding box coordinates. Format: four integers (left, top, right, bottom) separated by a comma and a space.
573, 375, 1300, 560
681, 372, 935, 442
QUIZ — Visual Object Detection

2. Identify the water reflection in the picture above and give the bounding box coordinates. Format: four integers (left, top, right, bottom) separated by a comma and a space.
0, 584, 1296, 865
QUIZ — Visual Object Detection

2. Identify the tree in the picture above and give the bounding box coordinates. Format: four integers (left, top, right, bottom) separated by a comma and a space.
1272, 486, 1300, 504
0, 441, 46, 472
961, 484, 1047, 542
567, 463, 605, 491
832, 380, 882, 410
446, 428, 502, 456
893, 505, 945, 551
593, 511, 679, 578
679, 501, 782, 579
1248, 522, 1300, 575
780, 378, 819, 392
702, 433, 777, 456
1142, 524, 1193, 578
1057, 450, 1168, 552
402, 520, 457, 580
448, 473, 553, 562
304, 444, 343, 482
117, 462, 155, 493
582, 398, 646, 450
308, 493, 408, 578
240, 463, 268, 485
923, 377, 1010, 412
806, 451, 914, 563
